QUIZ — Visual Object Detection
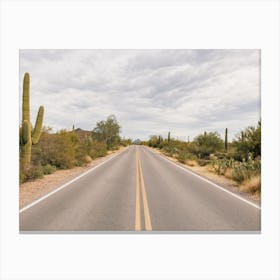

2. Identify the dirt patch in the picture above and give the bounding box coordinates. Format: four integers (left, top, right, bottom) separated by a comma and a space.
19, 146, 127, 209
149, 147, 261, 205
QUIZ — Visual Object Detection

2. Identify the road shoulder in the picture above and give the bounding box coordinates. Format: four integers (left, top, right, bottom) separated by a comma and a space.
147, 146, 261, 206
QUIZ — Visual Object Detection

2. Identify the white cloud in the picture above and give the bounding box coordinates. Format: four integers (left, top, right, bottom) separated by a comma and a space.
19, 49, 260, 141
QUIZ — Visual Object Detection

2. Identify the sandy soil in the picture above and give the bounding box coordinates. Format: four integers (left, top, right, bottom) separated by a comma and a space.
149, 147, 261, 205
19, 146, 127, 209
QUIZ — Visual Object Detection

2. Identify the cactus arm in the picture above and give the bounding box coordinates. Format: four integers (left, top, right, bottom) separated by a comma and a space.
22, 120, 31, 144
32, 106, 44, 144
22, 73, 30, 123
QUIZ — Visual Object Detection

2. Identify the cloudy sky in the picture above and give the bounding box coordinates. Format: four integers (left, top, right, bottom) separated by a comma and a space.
20, 49, 260, 141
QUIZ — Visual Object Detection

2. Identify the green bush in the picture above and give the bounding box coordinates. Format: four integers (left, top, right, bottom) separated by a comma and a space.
89, 141, 107, 158
32, 131, 78, 169
193, 132, 224, 159
210, 156, 261, 183
23, 165, 44, 181
42, 164, 56, 175
211, 158, 235, 175
232, 159, 261, 183
176, 150, 197, 164
177, 151, 187, 164
30, 129, 111, 172
233, 121, 261, 160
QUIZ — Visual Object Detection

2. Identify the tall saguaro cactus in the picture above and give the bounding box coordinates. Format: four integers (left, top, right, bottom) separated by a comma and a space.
20, 73, 44, 167
168, 132, 170, 143
225, 128, 228, 152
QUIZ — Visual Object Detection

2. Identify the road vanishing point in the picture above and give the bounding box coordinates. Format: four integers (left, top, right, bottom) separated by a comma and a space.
20, 146, 261, 232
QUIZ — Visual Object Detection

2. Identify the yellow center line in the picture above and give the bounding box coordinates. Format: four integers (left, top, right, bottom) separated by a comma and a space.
135, 147, 152, 231
138, 156, 152, 231
135, 148, 141, 231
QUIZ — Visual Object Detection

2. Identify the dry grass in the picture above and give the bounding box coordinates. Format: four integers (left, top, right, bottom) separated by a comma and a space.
84, 155, 92, 163
240, 176, 261, 195
207, 166, 216, 173
224, 168, 233, 179
186, 160, 197, 167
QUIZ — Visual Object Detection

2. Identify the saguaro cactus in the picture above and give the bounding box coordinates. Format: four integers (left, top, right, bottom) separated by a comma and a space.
168, 132, 170, 143
20, 73, 44, 167
225, 128, 228, 152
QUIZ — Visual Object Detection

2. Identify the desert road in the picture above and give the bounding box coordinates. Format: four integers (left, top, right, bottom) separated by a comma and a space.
20, 146, 261, 232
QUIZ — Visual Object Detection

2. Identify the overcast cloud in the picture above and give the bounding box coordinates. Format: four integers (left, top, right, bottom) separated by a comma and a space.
19, 49, 260, 141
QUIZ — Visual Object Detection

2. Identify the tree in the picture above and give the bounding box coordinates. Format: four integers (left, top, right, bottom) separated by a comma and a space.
192, 131, 224, 158
234, 121, 261, 160
92, 115, 121, 148
148, 135, 159, 147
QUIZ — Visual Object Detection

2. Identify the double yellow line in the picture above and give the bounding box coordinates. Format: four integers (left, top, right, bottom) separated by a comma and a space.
135, 147, 152, 231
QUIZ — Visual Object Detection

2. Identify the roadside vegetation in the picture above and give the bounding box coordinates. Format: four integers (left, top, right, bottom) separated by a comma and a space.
19, 73, 132, 184
20, 115, 131, 184
143, 121, 261, 196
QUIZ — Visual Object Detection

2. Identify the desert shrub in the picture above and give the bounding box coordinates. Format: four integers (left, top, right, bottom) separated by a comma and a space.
32, 132, 76, 169
232, 158, 261, 183
232, 165, 248, 183
42, 164, 56, 175
176, 150, 197, 164
89, 141, 107, 158
233, 121, 261, 160
74, 144, 88, 166
147, 135, 165, 149
193, 132, 224, 159
84, 155, 92, 163
210, 156, 260, 184
162, 145, 177, 157
20, 129, 110, 184
211, 158, 235, 175
120, 138, 132, 147
22, 164, 44, 181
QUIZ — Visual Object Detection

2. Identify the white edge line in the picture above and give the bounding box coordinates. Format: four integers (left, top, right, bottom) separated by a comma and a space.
19, 147, 129, 213
145, 147, 261, 210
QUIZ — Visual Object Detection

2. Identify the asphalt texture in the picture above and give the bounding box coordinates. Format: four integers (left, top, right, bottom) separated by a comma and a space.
20, 145, 261, 232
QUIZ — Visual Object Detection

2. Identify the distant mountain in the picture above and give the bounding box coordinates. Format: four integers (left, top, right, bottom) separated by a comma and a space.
133, 139, 142, 145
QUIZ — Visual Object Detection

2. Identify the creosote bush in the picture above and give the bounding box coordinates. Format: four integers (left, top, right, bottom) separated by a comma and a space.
20, 165, 44, 183
42, 164, 56, 175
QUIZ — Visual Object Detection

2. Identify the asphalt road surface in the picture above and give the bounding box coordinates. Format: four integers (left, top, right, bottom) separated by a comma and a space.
20, 146, 261, 232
